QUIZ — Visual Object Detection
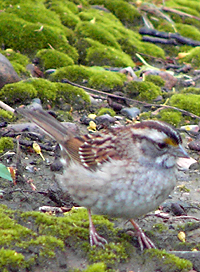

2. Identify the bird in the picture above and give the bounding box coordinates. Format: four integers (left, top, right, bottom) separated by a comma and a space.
16, 107, 189, 250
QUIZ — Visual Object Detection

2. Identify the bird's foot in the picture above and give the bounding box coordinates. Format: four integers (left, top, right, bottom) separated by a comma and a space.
89, 224, 108, 248
88, 209, 107, 248
128, 219, 156, 251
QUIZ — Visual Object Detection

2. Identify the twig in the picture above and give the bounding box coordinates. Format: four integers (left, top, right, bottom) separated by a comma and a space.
0, 101, 14, 113
146, 212, 200, 222
161, 6, 200, 22
62, 79, 200, 121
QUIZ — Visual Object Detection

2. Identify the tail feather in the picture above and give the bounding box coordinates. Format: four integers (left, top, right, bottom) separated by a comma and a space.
16, 108, 73, 145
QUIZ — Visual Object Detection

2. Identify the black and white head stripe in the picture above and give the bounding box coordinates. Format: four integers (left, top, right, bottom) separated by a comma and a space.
131, 120, 182, 146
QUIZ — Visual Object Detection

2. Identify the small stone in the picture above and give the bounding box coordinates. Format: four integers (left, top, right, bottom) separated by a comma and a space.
95, 114, 116, 124
188, 140, 200, 151
121, 107, 140, 119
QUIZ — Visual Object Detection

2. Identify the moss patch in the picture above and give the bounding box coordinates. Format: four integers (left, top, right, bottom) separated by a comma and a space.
46, 0, 80, 29
85, 43, 134, 67
50, 64, 126, 92
170, 93, 200, 116
0, 248, 25, 272
0, 12, 78, 59
55, 82, 91, 109
0, 81, 37, 105
123, 81, 161, 101
178, 47, 200, 67
0, 109, 14, 122
158, 109, 182, 126
75, 21, 121, 50
11, 62, 30, 78
97, 108, 116, 117
144, 249, 192, 272
36, 49, 74, 70
145, 74, 165, 87
88, 0, 141, 27
50, 64, 93, 84
88, 69, 126, 92
0, 78, 90, 108
0, 137, 14, 153
0, 49, 30, 67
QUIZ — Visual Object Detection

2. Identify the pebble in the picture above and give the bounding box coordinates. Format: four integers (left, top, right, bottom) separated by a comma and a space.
188, 140, 200, 151
95, 114, 116, 124
120, 107, 140, 119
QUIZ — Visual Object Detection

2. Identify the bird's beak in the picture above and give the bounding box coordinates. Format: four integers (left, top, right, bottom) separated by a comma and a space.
177, 144, 190, 158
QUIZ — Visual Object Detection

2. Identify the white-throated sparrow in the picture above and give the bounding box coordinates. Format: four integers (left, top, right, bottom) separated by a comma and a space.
16, 107, 189, 250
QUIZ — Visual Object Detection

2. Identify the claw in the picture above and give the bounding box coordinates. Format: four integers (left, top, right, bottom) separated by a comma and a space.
128, 219, 156, 251
88, 209, 108, 248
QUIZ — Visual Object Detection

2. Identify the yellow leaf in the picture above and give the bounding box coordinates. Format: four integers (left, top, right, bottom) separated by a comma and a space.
178, 231, 186, 242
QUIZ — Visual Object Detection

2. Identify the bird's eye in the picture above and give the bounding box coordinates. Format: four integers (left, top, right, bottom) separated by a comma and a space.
157, 142, 168, 149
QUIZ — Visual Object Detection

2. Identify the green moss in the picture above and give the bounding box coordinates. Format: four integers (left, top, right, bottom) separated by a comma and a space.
0, 248, 25, 272
178, 47, 200, 67
145, 74, 165, 87
47, 0, 79, 14
139, 111, 152, 120
0, 81, 37, 104
170, 93, 200, 116
19, 235, 64, 258
0, 49, 30, 66
0, 78, 90, 106
36, 49, 74, 70
0, 209, 32, 245
88, 242, 128, 267
57, 110, 73, 122
0, 205, 65, 269
86, 43, 134, 67
82, 262, 106, 272
124, 81, 161, 101
181, 87, 200, 94
159, 109, 182, 126
176, 23, 200, 41
0, 12, 78, 59
88, 0, 141, 27
46, 0, 80, 28
11, 62, 30, 78
21, 208, 115, 248
88, 70, 126, 92
75, 21, 121, 50
144, 249, 192, 271
50, 64, 93, 84
97, 108, 116, 117
0, 137, 14, 153
0, 109, 14, 121
56, 83, 91, 108
170, 0, 200, 13
79, 8, 123, 27
77, 10, 162, 61
153, 223, 168, 233
6, 3, 62, 28
66, 0, 88, 6
27, 78, 58, 103
119, 34, 165, 60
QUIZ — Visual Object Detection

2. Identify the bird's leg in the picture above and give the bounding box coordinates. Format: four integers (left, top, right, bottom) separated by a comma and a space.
88, 209, 108, 248
129, 219, 156, 251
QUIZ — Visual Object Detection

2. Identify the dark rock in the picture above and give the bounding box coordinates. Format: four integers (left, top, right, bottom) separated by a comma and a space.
0, 53, 21, 88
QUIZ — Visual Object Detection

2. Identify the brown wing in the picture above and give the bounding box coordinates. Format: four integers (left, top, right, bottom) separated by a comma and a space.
78, 133, 121, 169
16, 108, 121, 170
